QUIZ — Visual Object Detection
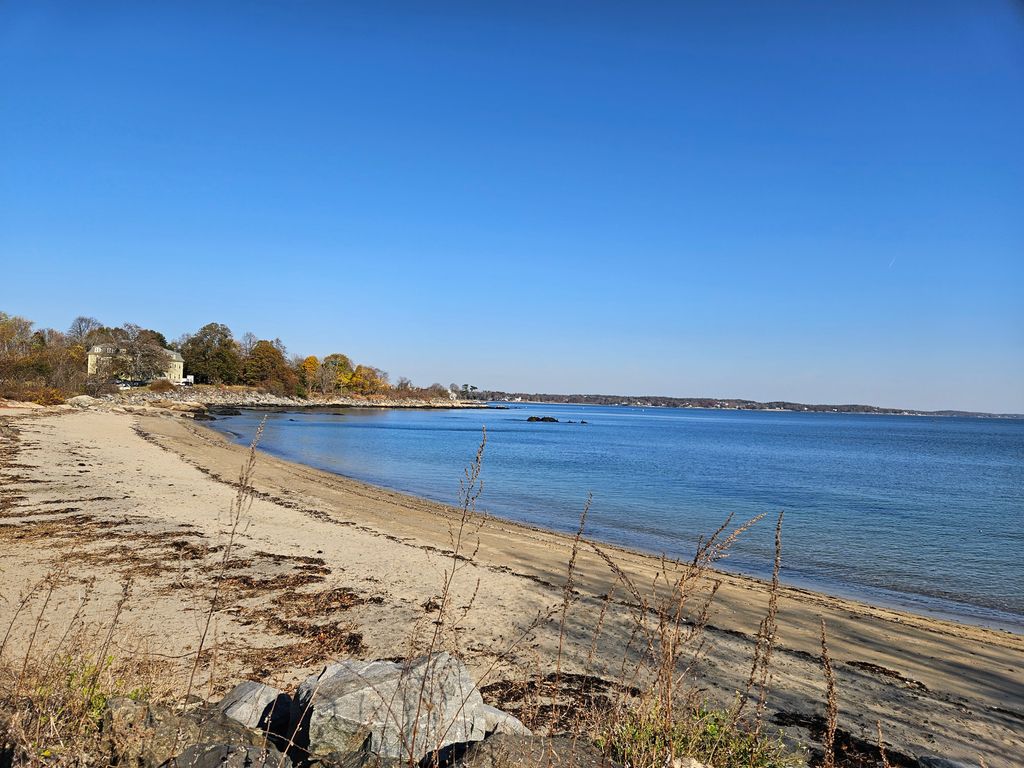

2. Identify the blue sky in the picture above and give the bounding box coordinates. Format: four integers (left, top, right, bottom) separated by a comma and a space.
2, 2, 1022, 412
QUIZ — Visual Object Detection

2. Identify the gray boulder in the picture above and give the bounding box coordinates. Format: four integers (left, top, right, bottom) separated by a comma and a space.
294, 653, 497, 762
476, 704, 530, 737
161, 743, 290, 768
67, 395, 99, 407
218, 681, 291, 737
101, 697, 265, 768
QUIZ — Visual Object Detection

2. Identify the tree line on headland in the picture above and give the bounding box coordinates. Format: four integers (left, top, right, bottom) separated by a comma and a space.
474, 390, 1017, 418
0, 311, 456, 404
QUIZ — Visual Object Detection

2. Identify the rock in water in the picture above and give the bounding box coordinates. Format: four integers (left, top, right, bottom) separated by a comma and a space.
293, 653, 488, 762
217, 681, 291, 737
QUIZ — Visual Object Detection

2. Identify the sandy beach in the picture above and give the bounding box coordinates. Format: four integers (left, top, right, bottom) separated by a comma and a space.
1, 405, 1021, 767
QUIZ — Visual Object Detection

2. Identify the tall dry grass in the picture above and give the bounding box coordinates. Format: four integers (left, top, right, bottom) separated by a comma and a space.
586, 510, 801, 768
0, 571, 170, 767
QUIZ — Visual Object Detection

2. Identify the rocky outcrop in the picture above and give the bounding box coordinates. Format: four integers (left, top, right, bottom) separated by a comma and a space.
115, 388, 482, 410
66, 395, 101, 407
53, 388, 484, 416
149, 399, 207, 413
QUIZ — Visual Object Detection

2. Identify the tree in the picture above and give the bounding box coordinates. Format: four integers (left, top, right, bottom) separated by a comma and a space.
67, 316, 102, 346
347, 365, 390, 396
239, 332, 258, 358
0, 312, 34, 358
243, 340, 299, 396
137, 328, 169, 348
426, 383, 449, 398
321, 353, 354, 393
0, 314, 91, 398
180, 323, 242, 384
300, 355, 321, 391
104, 324, 170, 382
47, 338, 86, 392
314, 362, 333, 395
395, 376, 413, 392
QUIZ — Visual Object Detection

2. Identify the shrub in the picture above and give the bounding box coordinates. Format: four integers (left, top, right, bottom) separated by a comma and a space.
28, 387, 65, 405
148, 379, 175, 393
0, 383, 66, 405
601, 702, 803, 768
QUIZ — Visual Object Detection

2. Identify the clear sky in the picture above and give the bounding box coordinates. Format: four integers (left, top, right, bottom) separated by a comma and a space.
2, 2, 1022, 412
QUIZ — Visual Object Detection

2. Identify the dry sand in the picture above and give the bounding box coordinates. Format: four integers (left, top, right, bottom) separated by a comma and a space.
0, 406, 1021, 766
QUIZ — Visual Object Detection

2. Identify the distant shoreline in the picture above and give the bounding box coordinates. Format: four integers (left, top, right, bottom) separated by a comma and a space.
481, 393, 1023, 419
81, 383, 1024, 419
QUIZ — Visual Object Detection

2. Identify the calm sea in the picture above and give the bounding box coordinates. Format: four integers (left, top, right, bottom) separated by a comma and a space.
209, 404, 1024, 631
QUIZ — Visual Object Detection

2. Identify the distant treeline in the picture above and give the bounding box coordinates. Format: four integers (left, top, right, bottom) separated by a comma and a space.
0, 311, 454, 404
476, 391, 1017, 418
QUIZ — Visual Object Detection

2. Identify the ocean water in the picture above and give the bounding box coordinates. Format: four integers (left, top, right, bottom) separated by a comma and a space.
209, 404, 1024, 631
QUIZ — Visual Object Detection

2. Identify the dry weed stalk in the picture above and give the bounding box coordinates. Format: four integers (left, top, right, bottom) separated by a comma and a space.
75, 577, 133, 736
400, 428, 555, 765
820, 618, 838, 768
549, 494, 591, 734
281, 428, 535, 768
594, 512, 764, 705
0, 572, 164, 768
0, 574, 51, 664
592, 511, 806, 768
753, 512, 783, 729
402, 428, 487, 765
731, 510, 784, 739
15, 567, 66, 693
182, 417, 265, 707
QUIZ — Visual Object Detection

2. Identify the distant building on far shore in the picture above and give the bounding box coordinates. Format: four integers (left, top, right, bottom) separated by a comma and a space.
87, 344, 185, 383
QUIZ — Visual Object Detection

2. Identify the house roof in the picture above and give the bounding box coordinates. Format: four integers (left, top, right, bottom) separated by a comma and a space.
88, 344, 184, 362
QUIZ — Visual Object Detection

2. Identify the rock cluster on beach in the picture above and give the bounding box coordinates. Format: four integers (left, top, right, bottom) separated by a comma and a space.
98, 653, 555, 768
95, 650, 981, 768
